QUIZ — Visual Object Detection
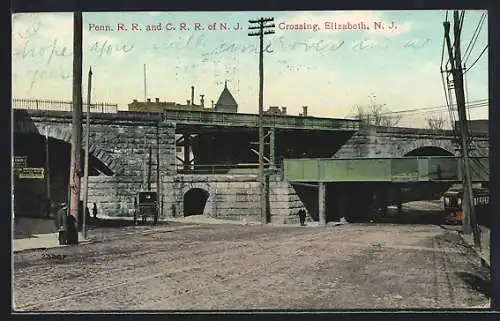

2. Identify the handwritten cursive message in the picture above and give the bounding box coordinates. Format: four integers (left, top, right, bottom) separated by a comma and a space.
13, 15, 432, 95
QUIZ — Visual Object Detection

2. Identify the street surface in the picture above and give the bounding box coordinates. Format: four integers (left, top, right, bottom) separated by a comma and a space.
13, 207, 490, 311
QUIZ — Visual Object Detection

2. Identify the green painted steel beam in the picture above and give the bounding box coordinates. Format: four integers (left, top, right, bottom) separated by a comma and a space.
163, 110, 360, 131
283, 156, 489, 182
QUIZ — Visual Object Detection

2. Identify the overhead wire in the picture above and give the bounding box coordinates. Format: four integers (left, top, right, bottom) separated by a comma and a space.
463, 12, 487, 64
381, 100, 488, 116
464, 45, 488, 74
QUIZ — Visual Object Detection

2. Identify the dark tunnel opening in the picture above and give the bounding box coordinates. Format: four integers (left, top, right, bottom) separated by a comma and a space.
183, 188, 209, 216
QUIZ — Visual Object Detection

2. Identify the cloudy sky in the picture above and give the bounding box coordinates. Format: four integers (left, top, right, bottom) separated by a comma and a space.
12, 10, 488, 127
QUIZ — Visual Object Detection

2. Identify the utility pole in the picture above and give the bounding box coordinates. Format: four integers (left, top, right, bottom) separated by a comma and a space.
156, 124, 161, 217
45, 130, 51, 218
248, 17, 275, 224
68, 11, 83, 244
147, 145, 152, 191
144, 64, 147, 102
443, 11, 481, 249
82, 66, 92, 240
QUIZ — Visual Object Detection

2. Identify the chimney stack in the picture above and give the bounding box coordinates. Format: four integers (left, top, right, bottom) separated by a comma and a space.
147, 98, 151, 103
155, 98, 160, 103
191, 86, 195, 105
302, 106, 308, 117
200, 94, 205, 107
281, 106, 287, 115
211, 100, 214, 108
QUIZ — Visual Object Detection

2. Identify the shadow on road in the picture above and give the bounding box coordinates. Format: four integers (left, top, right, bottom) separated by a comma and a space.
353, 209, 449, 225
456, 271, 491, 298
87, 218, 171, 229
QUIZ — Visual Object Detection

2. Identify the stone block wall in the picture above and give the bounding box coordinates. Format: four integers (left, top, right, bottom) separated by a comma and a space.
86, 172, 310, 222
333, 126, 489, 158
15, 112, 177, 179
159, 174, 308, 223
86, 119, 176, 178
269, 178, 307, 224
86, 176, 142, 217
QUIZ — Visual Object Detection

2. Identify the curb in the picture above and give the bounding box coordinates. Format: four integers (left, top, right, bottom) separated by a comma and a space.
13, 240, 94, 254
457, 232, 490, 268
13, 236, 94, 254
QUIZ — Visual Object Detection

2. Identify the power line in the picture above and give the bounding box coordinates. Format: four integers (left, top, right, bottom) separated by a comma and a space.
463, 12, 486, 64
464, 44, 488, 74
386, 103, 488, 117
380, 99, 488, 115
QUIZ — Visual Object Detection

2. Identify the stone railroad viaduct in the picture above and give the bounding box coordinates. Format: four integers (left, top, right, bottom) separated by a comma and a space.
13, 109, 489, 224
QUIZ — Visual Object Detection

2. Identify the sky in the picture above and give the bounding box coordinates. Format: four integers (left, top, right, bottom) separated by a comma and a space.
12, 10, 489, 127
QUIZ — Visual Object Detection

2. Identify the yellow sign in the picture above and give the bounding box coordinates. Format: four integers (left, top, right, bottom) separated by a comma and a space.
18, 167, 45, 179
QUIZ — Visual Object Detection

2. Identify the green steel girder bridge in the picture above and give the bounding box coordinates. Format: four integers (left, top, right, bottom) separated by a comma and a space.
283, 156, 489, 183
283, 156, 489, 225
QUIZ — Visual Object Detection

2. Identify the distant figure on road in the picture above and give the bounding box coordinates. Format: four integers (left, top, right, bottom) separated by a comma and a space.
56, 203, 68, 245
92, 203, 98, 218
298, 209, 307, 226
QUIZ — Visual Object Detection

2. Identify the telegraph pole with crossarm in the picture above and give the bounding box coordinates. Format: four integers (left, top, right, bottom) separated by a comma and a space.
248, 17, 275, 224
443, 11, 481, 249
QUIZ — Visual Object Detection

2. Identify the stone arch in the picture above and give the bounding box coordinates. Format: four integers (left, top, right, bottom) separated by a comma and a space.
14, 120, 121, 175
177, 182, 215, 217
404, 145, 455, 157
399, 139, 457, 157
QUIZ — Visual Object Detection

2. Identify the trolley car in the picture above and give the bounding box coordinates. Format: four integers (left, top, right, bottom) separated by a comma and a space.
442, 185, 490, 225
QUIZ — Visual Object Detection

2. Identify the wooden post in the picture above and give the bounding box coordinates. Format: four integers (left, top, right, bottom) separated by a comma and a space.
45, 131, 51, 217
82, 66, 92, 240
248, 17, 275, 224
269, 127, 276, 169
67, 11, 83, 244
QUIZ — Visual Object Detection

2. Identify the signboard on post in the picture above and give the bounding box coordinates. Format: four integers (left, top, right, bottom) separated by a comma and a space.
14, 156, 27, 172
18, 168, 45, 179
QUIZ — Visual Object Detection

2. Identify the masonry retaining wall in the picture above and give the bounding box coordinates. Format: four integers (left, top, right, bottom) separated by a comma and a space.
85, 174, 308, 223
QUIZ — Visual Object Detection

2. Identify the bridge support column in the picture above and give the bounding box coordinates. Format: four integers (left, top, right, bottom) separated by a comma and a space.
319, 182, 326, 225
182, 134, 190, 171
269, 128, 276, 169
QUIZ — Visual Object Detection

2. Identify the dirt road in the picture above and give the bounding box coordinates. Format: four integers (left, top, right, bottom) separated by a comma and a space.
13, 219, 490, 311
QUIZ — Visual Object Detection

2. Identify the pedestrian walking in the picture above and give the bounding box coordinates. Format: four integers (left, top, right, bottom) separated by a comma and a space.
298, 209, 307, 226
92, 202, 98, 218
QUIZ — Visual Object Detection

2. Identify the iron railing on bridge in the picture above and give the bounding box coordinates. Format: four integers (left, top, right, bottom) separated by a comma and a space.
176, 163, 281, 175
12, 98, 118, 113
164, 109, 360, 130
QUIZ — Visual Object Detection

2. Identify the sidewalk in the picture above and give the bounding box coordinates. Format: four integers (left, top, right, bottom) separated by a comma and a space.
459, 225, 490, 267
13, 232, 91, 253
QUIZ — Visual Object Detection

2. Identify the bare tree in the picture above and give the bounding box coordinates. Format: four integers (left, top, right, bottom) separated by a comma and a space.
425, 115, 448, 130
352, 103, 401, 127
